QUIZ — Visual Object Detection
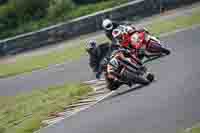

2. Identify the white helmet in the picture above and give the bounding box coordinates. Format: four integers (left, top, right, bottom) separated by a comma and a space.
102, 19, 113, 31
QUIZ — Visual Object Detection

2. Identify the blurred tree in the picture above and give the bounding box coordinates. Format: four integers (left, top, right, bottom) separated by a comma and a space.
72, 0, 103, 4
0, 0, 8, 5
47, 0, 74, 19
0, 0, 49, 31
13, 0, 49, 21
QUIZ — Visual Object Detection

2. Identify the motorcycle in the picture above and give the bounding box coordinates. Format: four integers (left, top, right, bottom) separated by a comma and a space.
130, 31, 170, 60
103, 48, 154, 91
114, 26, 171, 60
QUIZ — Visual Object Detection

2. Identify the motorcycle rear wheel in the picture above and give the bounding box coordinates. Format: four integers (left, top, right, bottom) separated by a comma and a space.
123, 70, 150, 85
134, 75, 150, 85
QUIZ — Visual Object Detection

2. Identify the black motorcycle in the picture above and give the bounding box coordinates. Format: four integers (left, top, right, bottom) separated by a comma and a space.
104, 48, 154, 91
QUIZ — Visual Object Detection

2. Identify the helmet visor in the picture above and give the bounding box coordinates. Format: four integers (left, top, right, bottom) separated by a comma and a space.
105, 23, 113, 30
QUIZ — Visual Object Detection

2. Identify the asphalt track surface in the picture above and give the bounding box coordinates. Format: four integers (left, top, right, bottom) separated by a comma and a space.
0, 57, 93, 96
37, 27, 200, 133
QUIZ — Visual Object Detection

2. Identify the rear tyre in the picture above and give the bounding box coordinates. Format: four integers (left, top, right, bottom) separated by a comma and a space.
122, 69, 150, 86
134, 75, 150, 85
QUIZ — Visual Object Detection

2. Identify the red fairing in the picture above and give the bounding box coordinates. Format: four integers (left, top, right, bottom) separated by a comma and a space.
132, 31, 146, 49
120, 31, 147, 50
120, 33, 132, 48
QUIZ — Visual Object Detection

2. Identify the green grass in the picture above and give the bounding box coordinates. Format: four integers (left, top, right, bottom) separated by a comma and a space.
0, 83, 92, 133
0, 45, 85, 77
190, 127, 200, 133
0, 8, 200, 78
178, 123, 200, 133
147, 8, 200, 36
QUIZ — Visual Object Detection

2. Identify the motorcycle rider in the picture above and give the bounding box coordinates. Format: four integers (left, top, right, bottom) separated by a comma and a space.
86, 40, 115, 79
102, 19, 121, 44
86, 40, 124, 90
102, 18, 148, 44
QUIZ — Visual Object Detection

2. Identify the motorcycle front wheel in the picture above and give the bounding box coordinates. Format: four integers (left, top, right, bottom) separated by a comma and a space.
148, 41, 170, 55
160, 47, 170, 55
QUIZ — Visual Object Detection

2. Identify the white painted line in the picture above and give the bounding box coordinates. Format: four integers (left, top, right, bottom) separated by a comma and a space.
83, 79, 99, 84
185, 128, 192, 133
83, 78, 105, 84
92, 85, 107, 91
184, 123, 200, 133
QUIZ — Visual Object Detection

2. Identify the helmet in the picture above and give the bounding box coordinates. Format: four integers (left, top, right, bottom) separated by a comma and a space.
86, 40, 97, 51
102, 19, 113, 31
112, 29, 123, 40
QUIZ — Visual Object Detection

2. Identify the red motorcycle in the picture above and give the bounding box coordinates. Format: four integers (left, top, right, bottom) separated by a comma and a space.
115, 28, 171, 60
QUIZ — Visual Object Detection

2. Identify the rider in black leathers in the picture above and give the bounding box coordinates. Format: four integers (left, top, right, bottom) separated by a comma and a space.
86, 40, 118, 79
86, 40, 126, 90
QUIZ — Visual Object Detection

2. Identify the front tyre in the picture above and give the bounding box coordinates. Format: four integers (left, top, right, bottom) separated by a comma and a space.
146, 73, 154, 82
161, 47, 170, 55
149, 40, 171, 55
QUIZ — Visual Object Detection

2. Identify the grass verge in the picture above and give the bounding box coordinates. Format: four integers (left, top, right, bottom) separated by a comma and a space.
0, 83, 92, 133
147, 8, 200, 35
0, 45, 85, 77
178, 123, 200, 133
0, 8, 200, 78
189, 127, 200, 133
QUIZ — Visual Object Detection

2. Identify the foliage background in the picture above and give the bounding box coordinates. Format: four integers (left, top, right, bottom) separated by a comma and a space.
0, 0, 128, 40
